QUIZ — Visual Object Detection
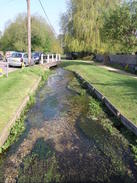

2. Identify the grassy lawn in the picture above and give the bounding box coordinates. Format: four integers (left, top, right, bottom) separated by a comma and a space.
0, 66, 49, 134
61, 60, 137, 125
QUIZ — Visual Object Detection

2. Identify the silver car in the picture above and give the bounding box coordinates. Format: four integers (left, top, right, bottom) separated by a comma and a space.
8, 52, 34, 67
23, 53, 35, 66
5, 51, 16, 62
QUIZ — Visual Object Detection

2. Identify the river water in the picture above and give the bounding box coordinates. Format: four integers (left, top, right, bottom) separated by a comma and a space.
0, 68, 137, 183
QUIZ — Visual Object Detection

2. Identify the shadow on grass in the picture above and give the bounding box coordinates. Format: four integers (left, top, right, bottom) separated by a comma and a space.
91, 78, 137, 100
78, 77, 137, 144
61, 60, 137, 98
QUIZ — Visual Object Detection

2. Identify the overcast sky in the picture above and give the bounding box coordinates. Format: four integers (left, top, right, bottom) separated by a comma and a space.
0, 0, 67, 35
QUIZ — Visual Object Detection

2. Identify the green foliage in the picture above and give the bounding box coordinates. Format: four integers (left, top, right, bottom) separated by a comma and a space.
131, 141, 137, 163
61, 0, 137, 54
78, 96, 137, 177
89, 98, 102, 118
44, 154, 61, 183
0, 66, 51, 153
101, 1, 137, 53
0, 111, 25, 154
125, 64, 129, 71
0, 14, 62, 53
0, 93, 36, 154
18, 141, 61, 183
62, 60, 137, 162
60, 0, 120, 53
61, 60, 137, 125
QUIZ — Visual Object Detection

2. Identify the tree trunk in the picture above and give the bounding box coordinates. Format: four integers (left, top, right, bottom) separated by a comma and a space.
103, 53, 110, 65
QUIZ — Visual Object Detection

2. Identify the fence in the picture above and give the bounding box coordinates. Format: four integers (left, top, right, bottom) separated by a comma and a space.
0, 53, 61, 78
40, 54, 61, 64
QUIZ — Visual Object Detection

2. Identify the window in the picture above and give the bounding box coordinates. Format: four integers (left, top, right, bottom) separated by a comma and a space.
12, 53, 22, 58
23, 54, 28, 58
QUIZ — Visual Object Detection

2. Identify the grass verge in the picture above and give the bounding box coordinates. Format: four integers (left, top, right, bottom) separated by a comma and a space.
0, 95, 35, 154
88, 98, 137, 164
0, 65, 50, 151
61, 60, 137, 125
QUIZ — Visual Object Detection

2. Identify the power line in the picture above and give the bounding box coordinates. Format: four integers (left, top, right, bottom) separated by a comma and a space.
38, 0, 57, 36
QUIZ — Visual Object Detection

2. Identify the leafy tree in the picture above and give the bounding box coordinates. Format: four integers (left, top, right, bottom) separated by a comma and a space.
101, 1, 137, 53
60, 0, 120, 53
0, 14, 62, 53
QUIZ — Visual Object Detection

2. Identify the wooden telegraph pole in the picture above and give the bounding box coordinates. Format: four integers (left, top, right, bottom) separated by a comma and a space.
26, 0, 31, 65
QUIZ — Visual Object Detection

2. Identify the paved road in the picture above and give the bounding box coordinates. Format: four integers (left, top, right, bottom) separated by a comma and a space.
0, 61, 18, 75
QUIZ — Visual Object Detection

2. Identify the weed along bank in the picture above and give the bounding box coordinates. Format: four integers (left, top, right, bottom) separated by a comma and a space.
0, 67, 137, 182
0, 54, 61, 149
0, 65, 50, 150
74, 72, 137, 136
1, 0, 137, 182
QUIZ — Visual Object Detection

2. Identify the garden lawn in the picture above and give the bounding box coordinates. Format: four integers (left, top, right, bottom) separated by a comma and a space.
0, 66, 48, 134
61, 60, 137, 125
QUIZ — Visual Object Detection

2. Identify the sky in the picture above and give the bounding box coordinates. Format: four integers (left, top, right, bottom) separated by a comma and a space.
0, 0, 67, 35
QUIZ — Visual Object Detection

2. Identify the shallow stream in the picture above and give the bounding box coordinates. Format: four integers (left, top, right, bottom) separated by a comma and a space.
0, 68, 137, 183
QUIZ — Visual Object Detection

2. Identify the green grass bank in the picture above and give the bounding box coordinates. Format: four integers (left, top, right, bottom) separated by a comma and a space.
0, 66, 49, 135
61, 60, 137, 125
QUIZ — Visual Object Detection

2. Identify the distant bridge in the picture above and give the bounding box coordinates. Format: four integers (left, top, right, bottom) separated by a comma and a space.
41, 53, 61, 68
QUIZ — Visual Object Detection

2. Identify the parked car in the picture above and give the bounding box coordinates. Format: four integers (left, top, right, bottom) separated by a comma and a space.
8, 52, 34, 67
6, 51, 16, 61
32, 52, 42, 64
23, 53, 35, 66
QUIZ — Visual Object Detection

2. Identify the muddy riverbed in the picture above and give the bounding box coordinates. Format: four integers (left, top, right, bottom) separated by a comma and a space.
0, 68, 137, 183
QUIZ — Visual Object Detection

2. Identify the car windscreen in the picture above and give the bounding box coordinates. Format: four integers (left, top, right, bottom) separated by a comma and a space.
23, 54, 28, 58
32, 53, 40, 57
12, 53, 22, 58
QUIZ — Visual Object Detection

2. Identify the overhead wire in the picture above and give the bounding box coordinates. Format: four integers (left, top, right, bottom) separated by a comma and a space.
38, 0, 57, 36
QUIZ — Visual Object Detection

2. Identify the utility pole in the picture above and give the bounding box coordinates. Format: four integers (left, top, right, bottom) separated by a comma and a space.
26, 0, 31, 65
